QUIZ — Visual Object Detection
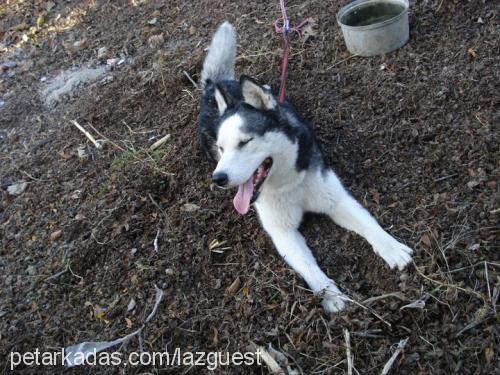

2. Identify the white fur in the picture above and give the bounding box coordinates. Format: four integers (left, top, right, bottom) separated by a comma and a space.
214, 116, 413, 313
256, 167, 412, 312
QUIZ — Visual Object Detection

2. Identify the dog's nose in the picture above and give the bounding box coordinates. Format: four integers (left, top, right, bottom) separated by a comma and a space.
212, 172, 229, 187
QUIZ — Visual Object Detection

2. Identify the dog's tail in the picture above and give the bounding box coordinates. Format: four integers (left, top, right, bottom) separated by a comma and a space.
200, 22, 236, 89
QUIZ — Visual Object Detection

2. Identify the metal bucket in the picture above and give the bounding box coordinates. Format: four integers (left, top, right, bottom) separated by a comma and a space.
337, 0, 409, 56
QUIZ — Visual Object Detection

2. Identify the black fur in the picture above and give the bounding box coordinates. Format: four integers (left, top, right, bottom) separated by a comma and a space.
198, 76, 326, 171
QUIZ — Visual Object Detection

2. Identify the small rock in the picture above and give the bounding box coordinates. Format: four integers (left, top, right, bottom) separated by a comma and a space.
97, 47, 108, 59
127, 298, 136, 311
148, 34, 164, 49
130, 248, 137, 255
46, 1, 56, 11
467, 180, 479, 189
147, 18, 158, 25
106, 58, 119, 66
7, 181, 28, 196
165, 268, 174, 276
27, 265, 36, 276
469, 243, 480, 251
50, 230, 62, 242
77, 146, 88, 158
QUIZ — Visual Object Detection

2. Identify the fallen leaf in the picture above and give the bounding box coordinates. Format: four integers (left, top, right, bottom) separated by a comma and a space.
362, 196, 368, 207
486, 180, 496, 190
242, 285, 250, 297
58, 150, 72, 160
468, 48, 477, 58
74, 213, 86, 221
420, 234, 432, 248
225, 277, 241, 295
188, 25, 196, 35
209, 239, 226, 250
50, 230, 62, 242
371, 190, 381, 205
181, 203, 200, 212
73, 39, 89, 50
485, 347, 494, 364
212, 326, 219, 345
125, 318, 133, 328
13, 23, 30, 32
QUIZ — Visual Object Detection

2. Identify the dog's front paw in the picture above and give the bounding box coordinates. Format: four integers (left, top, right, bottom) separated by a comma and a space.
319, 283, 347, 313
374, 235, 413, 271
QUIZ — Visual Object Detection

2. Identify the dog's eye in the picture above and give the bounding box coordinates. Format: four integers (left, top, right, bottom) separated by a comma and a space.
238, 138, 254, 148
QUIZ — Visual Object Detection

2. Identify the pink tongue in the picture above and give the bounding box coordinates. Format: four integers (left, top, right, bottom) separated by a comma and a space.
233, 178, 254, 215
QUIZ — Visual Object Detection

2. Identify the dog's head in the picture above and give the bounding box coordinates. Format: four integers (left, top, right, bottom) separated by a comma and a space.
211, 76, 309, 214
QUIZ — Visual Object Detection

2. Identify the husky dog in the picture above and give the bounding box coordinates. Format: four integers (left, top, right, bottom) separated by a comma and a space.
199, 22, 413, 312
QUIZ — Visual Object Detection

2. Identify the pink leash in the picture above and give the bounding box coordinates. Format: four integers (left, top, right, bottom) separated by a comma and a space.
274, 0, 314, 103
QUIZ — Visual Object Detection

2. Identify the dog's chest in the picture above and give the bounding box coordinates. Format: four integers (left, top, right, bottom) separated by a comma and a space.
254, 189, 305, 229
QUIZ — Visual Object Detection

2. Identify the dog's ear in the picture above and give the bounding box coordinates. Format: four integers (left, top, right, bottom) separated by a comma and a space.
214, 85, 229, 115
240, 75, 276, 110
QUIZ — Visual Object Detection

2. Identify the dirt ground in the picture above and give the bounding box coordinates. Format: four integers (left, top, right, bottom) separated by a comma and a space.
1, 0, 498, 374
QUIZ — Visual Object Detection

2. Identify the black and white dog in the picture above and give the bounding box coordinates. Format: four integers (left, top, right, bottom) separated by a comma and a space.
199, 22, 412, 312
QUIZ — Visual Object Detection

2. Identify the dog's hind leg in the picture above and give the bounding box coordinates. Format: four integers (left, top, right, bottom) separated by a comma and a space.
317, 170, 413, 270
264, 225, 347, 313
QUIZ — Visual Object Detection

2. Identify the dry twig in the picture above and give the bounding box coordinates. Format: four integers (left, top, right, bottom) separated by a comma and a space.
344, 329, 353, 375
381, 337, 409, 375
69, 120, 102, 149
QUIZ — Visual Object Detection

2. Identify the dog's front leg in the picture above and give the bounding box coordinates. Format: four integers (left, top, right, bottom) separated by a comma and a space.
264, 225, 347, 313
321, 171, 413, 270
